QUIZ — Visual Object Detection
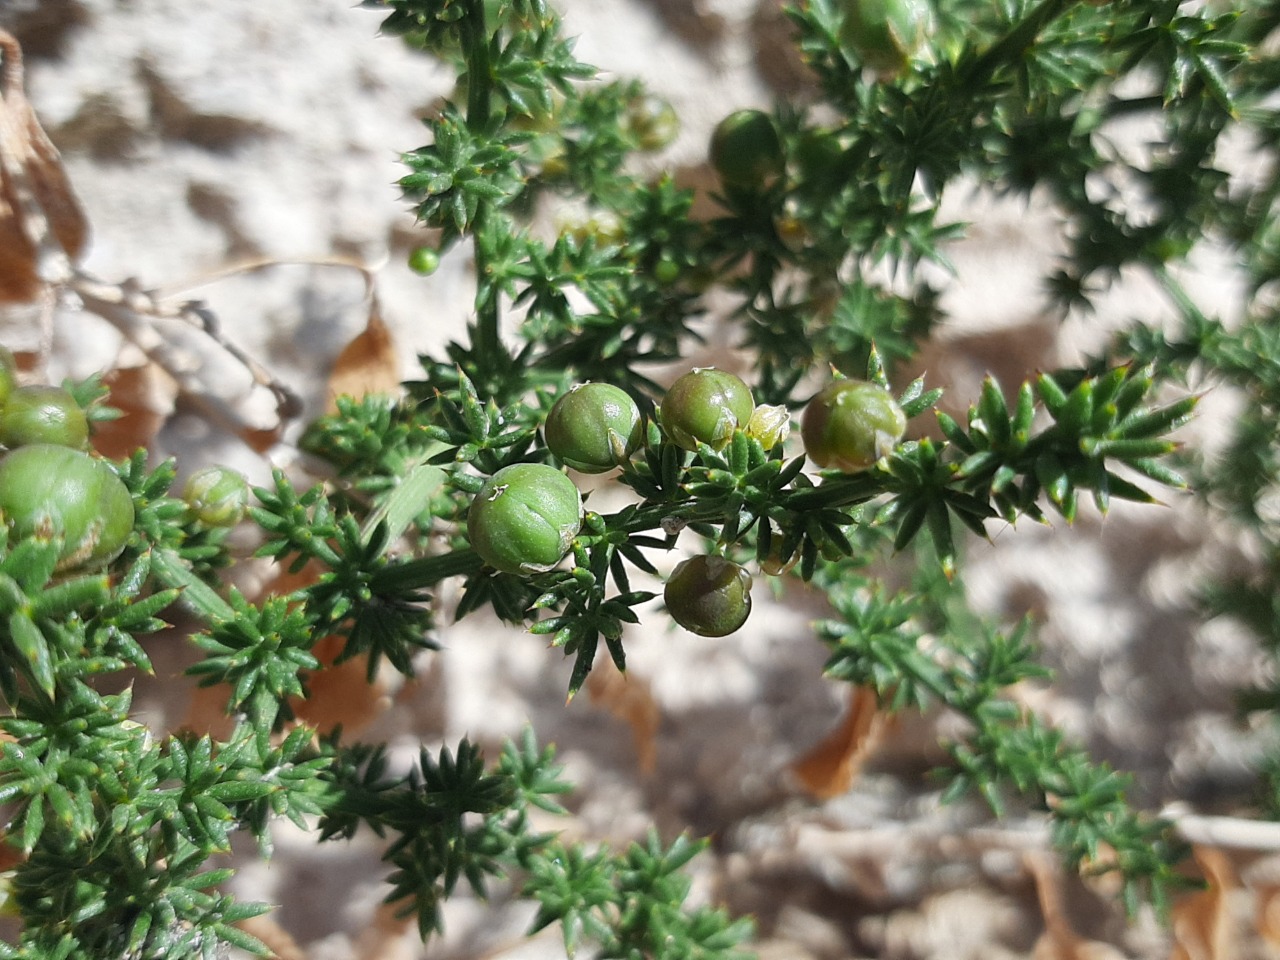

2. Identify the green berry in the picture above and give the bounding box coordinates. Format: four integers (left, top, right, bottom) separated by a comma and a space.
0, 347, 18, 409
467, 463, 583, 575
794, 128, 844, 189
838, 0, 929, 77
659, 368, 755, 452
624, 93, 679, 152
545, 383, 643, 474
709, 109, 785, 190
664, 554, 753, 637
0, 385, 89, 449
653, 258, 681, 286
801, 379, 907, 472
0, 444, 134, 570
183, 466, 250, 527
408, 246, 441, 275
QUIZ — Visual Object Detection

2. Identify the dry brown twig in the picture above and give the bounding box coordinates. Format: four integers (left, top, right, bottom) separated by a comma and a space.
0, 28, 334, 449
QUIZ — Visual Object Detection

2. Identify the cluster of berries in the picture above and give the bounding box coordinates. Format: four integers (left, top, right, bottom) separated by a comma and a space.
466, 368, 907, 637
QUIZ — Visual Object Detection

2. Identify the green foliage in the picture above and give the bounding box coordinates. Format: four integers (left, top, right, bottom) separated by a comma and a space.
2, 0, 1277, 955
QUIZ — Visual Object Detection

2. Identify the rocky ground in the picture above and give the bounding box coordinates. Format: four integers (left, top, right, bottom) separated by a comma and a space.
0, 1, 1273, 958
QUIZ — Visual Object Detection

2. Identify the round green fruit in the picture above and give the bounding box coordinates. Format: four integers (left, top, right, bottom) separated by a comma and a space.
801, 379, 907, 472
624, 93, 679, 152
183, 466, 250, 527
659, 368, 754, 452
0, 444, 134, 570
0, 385, 89, 450
709, 109, 785, 190
467, 463, 583, 575
839, 0, 929, 77
408, 246, 441, 276
664, 554, 753, 637
544, 382, 643, 474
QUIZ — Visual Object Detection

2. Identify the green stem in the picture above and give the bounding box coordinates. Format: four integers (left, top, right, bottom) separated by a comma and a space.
150, 547, 235, 623
372, 548, 485, 592
462, 0, 504, 371
963, 0, 1074, 88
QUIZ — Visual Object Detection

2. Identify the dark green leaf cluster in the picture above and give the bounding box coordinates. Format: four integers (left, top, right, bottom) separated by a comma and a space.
524, 831, 753, 960
250, 472, 439, 681
319, 730, 570, 939
0, 480, 332, 957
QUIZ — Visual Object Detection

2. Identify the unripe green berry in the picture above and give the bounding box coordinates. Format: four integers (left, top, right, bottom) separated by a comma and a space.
0, 385, 89, 449
801, 379, 907, 472
408, 246, 440, 275
839, 0, 930, 77
0, 347, 18, 409
467, 463, 583, 575
0, 444, 134, 570
544, 382, 643, 474
653, 258, 681, 286
624, 93, 679, 152
183, 466, 250, 527
664, 554, 753, 637
659, 368, 754, 452
710, 109, 785, 190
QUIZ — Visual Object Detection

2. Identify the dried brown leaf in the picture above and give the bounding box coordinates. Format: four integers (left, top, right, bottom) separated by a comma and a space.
1256, 881, 1280, 949
1170, 845, 1235, 960
354, 900, 415, 960
0, 30, 87, 303
1027, 852, 1125, 960
586, 655, 660, 774
90, 360, 175, 460
178, 684, 236, 741
252, 561, 392, 739
790, 686, 889, 800
291, 634, 390, 739
326, 296, 400, 413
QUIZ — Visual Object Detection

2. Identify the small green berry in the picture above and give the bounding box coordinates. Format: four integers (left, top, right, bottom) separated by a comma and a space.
0, 444, 134, 570
545, 383, 643, 474
653, 258, 681, 286
183, 466, 250, 527
659, 368, 755, 452
408, 246, 441, 275
801, 379, 907, 472
838, 0, 930, 77
709, 109, 785, 190
664, 554, 753, 637
624, 93, 679, 152
467, 463, 583, 575
0, 385, 89, 450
